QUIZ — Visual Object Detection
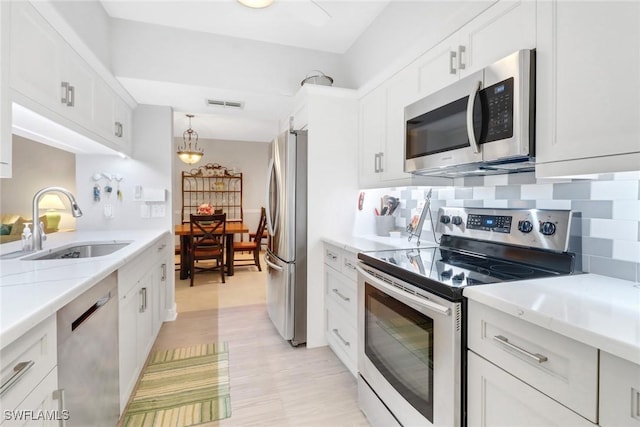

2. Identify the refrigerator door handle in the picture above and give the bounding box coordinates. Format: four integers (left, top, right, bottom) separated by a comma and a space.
264, 252, 283, 271
265, 157, 279, 237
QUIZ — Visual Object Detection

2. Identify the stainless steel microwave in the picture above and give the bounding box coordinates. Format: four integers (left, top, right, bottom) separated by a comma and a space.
405, 49, 535, 177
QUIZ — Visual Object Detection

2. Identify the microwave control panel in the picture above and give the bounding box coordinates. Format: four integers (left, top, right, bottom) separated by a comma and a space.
483, 77, 514, 142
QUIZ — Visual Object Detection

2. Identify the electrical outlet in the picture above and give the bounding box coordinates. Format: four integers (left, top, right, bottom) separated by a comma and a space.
151, 204, 166, 218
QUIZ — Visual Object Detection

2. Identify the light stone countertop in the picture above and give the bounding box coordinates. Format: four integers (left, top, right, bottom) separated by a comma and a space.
464, 274, 640, 365
323, 234, 438, 253
0, 229, 170, 349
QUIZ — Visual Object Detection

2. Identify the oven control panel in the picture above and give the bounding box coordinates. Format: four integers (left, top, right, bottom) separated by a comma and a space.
436, 207, 574, 252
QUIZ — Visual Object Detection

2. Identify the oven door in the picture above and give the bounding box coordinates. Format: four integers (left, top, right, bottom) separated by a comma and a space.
357, 264, 462, 427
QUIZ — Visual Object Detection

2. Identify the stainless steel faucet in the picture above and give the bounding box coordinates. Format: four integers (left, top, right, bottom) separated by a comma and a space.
32, 187, 83, 251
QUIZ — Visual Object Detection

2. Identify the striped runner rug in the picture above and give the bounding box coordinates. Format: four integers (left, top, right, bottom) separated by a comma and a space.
123, 342, 231, 427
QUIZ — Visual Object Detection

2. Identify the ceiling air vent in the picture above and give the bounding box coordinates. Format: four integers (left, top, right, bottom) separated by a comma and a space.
206, 99, 244, 109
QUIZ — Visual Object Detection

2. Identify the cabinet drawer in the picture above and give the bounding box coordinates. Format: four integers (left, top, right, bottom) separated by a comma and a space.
341, 251, 358, 281
1, 367, 60, 427
324, 243, 343, 272
0, 315, 57, 413
467, 300, 598, 422
600, 352, 640, 427
467, 351, 594, 427
326, 305, 357, 376
325, 268, 357, 321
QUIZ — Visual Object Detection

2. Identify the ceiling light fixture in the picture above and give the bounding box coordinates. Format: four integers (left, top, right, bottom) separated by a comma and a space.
237, 0, 274, 9
177, 114, 204, 165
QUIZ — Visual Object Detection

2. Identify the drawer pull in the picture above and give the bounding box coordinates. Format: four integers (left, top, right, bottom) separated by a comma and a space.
0, 360, 35, 396
326, 251, 338, 261
493, 335, 548, 363
332, 288, 350, 302
332, 329, 350, 347
344, 260, 356, 271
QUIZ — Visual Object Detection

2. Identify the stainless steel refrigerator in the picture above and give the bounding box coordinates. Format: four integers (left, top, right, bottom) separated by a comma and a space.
264, 129, 307, 346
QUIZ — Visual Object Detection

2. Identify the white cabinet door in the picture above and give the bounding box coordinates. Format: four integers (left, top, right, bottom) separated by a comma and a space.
358, 88, 386, 188
118, 280, 139, 412
60, 47, 95, 128
416, 32, 460, 97
4, 368, 61, 427
467, 351, 594, 427
459, 0, 536, 78
113, 95, 132, 147
136, 271, 154, 368
536, 1, 640, 176
382, 67, 418, 182
600, 352, 640, 427
0, 1, 9, 178
9, 2, 63, 114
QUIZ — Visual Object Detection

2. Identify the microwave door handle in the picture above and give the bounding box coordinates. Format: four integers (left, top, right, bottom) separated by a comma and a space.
466, 80, 482, 154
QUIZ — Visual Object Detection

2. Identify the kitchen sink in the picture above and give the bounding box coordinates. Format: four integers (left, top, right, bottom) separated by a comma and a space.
21, 242, 131, 260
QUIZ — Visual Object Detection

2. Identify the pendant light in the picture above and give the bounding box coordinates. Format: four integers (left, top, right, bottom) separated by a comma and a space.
177, 114, 204, 165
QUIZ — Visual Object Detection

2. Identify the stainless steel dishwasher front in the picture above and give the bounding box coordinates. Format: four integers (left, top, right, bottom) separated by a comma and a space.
57, 271, 119, 427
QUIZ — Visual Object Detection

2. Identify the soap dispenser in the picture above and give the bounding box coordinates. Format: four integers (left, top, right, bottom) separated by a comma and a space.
21, 223, 33, 251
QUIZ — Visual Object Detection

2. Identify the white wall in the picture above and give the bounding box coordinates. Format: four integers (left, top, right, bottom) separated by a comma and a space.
75, 105, 173, 231
172, 138, 270, 232
0, 135, 76, 230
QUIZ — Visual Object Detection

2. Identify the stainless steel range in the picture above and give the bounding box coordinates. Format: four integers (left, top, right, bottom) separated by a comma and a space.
356, 207, 581, 427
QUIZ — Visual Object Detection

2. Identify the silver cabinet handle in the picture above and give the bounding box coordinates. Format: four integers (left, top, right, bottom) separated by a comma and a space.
373, 153, 379, 173
493, 335, 548, 363
61, 82, 70, 104
66, 85, 75, 107
326, 251, 338, 261
344, 260, 356, 271
466, 80, 482, 154
161, 263, 167, 281
458, 45, 466, 70
0, 360, 35, 396
139, 287, 147, 312
114, 121, 123, 138
332, 288, 350, 302
449, 50, 457, 74
378, 152, 384, 173
332, 329, 350, 347
52, 388, 67, 427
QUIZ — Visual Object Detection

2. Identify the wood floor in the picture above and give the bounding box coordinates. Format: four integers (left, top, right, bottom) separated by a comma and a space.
149, 258, 370, 427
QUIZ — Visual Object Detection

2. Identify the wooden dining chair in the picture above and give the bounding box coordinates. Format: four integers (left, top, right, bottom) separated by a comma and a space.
232, 207, 266, 271
189, 213, 226, 286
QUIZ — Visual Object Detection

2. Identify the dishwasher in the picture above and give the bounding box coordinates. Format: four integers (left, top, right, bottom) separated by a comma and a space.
57, 272, 119, 427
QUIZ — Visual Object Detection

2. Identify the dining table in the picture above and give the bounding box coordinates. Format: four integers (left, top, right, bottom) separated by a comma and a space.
174, 221, 249, 280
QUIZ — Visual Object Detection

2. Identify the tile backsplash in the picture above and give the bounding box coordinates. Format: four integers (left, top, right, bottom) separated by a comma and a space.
382, 171, 640, 283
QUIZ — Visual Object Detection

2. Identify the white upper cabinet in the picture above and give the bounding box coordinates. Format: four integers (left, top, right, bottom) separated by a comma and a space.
7, 1, 134, 158
0, 1, 10, 177
535, 1, 640, 177
416, 0, 536, 98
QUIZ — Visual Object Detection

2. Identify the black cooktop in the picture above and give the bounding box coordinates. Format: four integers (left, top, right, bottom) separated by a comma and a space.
358, 235, 577, 302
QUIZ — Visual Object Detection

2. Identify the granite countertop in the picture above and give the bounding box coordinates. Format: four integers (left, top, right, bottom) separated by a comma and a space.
323, 234, 438, 253
464, 274, 640, 365
0, 229, 169, 349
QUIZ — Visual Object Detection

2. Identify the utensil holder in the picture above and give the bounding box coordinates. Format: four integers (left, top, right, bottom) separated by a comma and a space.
375, 215, 395, 237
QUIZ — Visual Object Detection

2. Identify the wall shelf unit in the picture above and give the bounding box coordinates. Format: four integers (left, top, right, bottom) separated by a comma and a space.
181, 163, 243, 223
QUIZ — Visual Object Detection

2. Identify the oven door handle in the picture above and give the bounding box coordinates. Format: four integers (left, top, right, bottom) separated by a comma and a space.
356, 265, 451, 317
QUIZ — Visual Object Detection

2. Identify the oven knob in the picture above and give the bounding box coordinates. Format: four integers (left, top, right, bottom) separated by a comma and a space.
440, 269, 453, 279
517, 220, 533, 233
452, 272, 465, 284
540, 221, 557, 236
440, 215, 451, 224
452, 216, 463, 226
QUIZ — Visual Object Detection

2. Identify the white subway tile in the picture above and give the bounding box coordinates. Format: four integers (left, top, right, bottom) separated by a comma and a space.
535, 200, 572, 210
473, 187, 495, 200
483, 200, 509, 208
484, 174, 509, 187
589, 218, 638, 241
521, 184, 553, 200
612, 201, 640, 221
591, 180, 639, 200
612, 240, 640, 263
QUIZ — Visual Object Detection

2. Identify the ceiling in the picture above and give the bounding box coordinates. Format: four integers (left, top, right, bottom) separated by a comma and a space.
100, 0, 391, 143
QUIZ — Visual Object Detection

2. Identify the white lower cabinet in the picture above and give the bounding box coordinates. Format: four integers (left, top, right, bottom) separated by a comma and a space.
324, 243, 358, 377
117, 236, 169, 413
599, 352, 640, 427
0, 316, 61, 427
467, 351, 594, 427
